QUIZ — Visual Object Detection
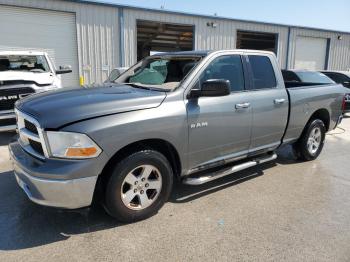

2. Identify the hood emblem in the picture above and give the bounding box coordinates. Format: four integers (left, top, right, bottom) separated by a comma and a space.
0, 95, 18, 101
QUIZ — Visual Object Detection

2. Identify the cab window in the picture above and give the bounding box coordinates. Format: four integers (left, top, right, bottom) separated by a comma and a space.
199, 55, 245, 92
248, 55, 277, 89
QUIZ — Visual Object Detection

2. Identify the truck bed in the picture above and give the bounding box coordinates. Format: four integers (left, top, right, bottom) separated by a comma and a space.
283, 83, 345, 144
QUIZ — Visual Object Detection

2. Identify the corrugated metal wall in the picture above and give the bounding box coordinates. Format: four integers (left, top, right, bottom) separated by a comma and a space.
0, 5, 80, 86
122, 9, 289, 68
288, 28, 350, 70
0, 0, 120, 84
1, 0, 349, 84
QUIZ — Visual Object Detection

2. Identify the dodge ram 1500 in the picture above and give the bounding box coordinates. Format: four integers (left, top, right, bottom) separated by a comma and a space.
9, 50, 346, 222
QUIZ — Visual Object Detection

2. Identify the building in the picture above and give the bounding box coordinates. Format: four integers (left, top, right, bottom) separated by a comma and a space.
0, 0, 349, 86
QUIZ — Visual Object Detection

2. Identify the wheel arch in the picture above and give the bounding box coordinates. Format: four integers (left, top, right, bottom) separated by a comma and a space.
308, 108, 330, 131
295, 108, 330, 143
94, 138, 182, 201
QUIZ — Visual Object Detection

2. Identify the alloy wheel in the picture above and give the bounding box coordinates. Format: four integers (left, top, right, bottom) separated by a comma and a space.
120, 165, 162, 210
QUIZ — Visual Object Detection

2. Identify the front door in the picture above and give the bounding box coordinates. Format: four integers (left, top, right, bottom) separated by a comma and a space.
186, 54, 253, 171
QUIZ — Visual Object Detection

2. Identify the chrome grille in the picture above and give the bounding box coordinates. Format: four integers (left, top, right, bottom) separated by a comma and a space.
28, 139, 44, 155
0, 117, 16, 127
0, 87, 35, 111
24, 119, 38, 135
16, 110, 48, 159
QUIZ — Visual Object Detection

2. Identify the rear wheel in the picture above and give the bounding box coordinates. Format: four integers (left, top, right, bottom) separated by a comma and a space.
104, 150, 173, 222
293, 119, 326, 161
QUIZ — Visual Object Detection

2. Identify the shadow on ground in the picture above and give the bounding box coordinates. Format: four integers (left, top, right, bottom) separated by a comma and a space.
0, 170, 122, 251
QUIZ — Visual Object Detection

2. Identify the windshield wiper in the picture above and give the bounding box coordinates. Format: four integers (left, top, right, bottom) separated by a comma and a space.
124, 83, 154, 91
125, 83, 149, 89
123, 82, 170, 92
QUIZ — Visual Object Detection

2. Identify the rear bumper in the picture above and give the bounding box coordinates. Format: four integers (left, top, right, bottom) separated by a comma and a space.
0, 111, 16, 132
9, 141, 101, 209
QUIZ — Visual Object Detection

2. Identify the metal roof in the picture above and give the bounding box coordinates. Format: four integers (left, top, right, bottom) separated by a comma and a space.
69, 0, 350, 34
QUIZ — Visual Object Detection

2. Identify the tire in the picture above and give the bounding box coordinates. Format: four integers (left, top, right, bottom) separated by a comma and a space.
104, 150, 173, 222
293, 119, 326, 161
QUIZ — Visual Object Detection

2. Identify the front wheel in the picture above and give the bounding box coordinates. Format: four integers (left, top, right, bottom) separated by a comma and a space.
293, 119, 326, 161
104, 150, 173, 222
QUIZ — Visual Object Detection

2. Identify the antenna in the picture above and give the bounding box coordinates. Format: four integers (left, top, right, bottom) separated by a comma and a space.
160, 1, 166, 9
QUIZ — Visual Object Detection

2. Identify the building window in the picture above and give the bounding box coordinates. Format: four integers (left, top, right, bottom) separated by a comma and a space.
236, 30, 278, 54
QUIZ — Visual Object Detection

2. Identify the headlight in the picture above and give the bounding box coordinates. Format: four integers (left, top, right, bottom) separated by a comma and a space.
46, 131, 102, 159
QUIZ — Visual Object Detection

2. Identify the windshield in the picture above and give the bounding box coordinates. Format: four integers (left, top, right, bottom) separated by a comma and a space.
115, 56, 202, 91
295, 71, 335, 84
0, 55, 50, 73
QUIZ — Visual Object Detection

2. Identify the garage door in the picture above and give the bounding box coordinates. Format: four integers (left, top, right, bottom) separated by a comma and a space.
294, 36, 328, 70
0, 5, 79, 87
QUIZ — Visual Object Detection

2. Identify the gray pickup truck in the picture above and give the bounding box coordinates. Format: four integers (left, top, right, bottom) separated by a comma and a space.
9, 50, 346, 222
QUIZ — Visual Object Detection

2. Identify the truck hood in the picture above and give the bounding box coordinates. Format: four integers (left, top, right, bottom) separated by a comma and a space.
16, 83, 166, 129
0, 71, 54, 85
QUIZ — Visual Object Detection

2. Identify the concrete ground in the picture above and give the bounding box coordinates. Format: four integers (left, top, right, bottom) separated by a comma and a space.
0, 116, 349, 262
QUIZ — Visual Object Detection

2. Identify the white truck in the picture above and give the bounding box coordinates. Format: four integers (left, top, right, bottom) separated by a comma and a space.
0, 51, 71, 131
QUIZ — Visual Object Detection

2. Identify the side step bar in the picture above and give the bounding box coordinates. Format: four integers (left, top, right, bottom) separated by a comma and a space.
183, 153, 277, 185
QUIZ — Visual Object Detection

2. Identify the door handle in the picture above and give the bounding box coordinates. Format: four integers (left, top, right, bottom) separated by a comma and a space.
274, 98, 286, 104
235, 102, 250, 109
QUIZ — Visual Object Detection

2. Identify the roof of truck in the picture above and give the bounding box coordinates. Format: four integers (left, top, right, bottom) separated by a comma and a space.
0, 51, 47, 56
151, 49, 275, 57
283, 69, 320, 73
321, 71, 350, 77
150, 50, 211, 57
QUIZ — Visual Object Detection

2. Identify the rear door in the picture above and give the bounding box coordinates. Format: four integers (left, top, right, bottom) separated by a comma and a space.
244, 53, 289, 153
186, 53, 252, 170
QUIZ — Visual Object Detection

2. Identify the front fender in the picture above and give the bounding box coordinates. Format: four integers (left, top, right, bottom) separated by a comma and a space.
61, 101, 189, 174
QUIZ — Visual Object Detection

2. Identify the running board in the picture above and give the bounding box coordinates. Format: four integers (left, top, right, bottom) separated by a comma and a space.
182, 153, 277, 185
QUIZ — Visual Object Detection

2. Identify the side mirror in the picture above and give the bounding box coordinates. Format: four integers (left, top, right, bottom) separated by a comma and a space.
107, 68, 121, 82
343, 81, 350, 88
105, 68, 128, 83
56, 65, 72, 75
189, 79, 231, 98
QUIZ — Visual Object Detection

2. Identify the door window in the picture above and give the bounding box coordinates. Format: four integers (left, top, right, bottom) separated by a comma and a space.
248, 55, 277, 90
199, 55, 245, 92
282, 70, 301, 82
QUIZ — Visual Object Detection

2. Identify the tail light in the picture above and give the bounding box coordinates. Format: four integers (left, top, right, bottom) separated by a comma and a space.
342, 95, 347, 112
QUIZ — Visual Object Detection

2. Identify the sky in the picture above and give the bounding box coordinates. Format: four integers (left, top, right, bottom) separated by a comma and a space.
93, 0, 350, 32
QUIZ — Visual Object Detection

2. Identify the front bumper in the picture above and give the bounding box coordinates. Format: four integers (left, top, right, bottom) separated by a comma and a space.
9, 141, 101, 209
